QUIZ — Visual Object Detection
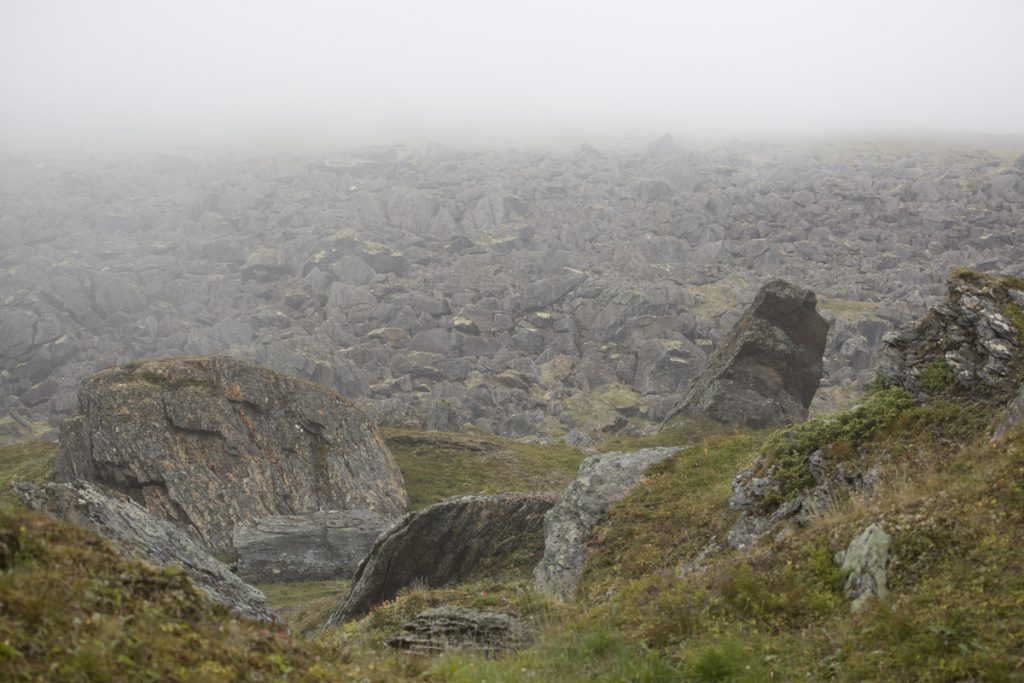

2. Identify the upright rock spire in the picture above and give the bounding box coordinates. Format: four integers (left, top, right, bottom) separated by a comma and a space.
668, 279, 829, 429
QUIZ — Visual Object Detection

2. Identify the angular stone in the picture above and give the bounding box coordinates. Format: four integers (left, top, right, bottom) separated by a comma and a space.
835, 523, 892, 612
327, 493, 555, 624
388, 606, 531, 654
667, 279, 828, 428
14, 480, 277, 622
533, 447, 678, 601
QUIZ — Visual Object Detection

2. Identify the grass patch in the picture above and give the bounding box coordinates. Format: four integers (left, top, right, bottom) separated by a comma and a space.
580, 433, 763, 597
0, 441, 57, 506
384, 428, 583, 510
257, 579, 351, 635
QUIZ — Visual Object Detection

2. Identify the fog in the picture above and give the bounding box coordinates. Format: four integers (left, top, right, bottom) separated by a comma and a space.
2, 0, 1024, 151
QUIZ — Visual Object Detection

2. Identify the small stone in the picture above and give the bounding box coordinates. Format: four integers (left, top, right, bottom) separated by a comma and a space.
835, 523, 892, 612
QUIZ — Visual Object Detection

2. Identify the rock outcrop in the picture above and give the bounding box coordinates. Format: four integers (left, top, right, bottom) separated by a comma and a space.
232, 509, 393, 582
533, 447, 679, 601
13, 480, 277, 623
878, 270, 1023, 400
55, 356, 407, 553
666, 280, 828, 429
327, 493, 555, 625
387, 606, 531, 654
835, 523, 892, 612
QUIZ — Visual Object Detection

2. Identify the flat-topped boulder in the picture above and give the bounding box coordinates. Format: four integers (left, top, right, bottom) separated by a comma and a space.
327, 492, 555, 625
232, 509, 394, 583
667, 279, 828, 429
55, 356, 407, 553
14, 480, 278, 623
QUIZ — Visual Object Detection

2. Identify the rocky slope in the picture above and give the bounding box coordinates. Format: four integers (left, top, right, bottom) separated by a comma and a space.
2, 138, 1022, 442
13, 479, 278, 622
55, 356, 407, 552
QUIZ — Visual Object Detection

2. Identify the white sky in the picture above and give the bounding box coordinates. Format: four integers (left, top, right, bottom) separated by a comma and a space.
2, 0, 1023, 150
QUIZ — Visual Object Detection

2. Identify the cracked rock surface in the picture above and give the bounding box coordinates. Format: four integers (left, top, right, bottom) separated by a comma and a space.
54, 356, 407, 553
328, 492, 555, 625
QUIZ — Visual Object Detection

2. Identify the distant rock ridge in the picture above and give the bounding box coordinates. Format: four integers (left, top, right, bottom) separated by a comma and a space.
666, 279, 829, 429
55, 356, 407, 553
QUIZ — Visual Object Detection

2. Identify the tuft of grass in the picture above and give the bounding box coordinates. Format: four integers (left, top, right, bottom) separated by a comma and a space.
918, 356, 957, 395
0, 441, 57, 506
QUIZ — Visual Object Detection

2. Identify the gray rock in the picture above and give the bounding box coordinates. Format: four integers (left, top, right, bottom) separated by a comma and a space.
55, 356, 407, 553
327, 493, 555, 624
14, 480, 277, 622
533, 447, 678, 601
232, 509, 393, 582
835, 523, 892, 612
992, 384, 1024, 443
878, 271, 1022, 400
388, 606, 531, 654
666, 279, 828, 429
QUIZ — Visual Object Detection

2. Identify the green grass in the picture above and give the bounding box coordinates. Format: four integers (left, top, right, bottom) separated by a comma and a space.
257, 580, 351, 635
384, 428, 584, 510
580, 433, 763, 598
1, 334, 1021, 681
0, 441, 57, 506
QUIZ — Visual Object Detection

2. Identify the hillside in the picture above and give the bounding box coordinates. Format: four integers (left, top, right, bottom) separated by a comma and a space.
2, 382, 1022, 680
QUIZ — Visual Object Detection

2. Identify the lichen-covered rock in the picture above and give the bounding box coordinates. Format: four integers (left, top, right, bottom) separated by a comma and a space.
835, 523, 892, 612
667, 279, 828, 429
878, 270, 1023, 400
326, 493, 555, 625
13, 480, 278, 622
533, 447, 679, 601
55, 356, 407, 553
387, 606, 531, 654
232, 509, 393, 583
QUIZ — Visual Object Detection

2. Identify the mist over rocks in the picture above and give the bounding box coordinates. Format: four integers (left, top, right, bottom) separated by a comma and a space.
1, 140, 1023, 441
54, 356, 407, 553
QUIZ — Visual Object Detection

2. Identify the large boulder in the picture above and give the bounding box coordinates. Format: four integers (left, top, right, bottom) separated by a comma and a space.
55, 356, 407, 553
667, 279, 828, 429
13, 480, 277, 623
533, 447, 679, 601
232, 509, 393, 583
326, 493, 555, 625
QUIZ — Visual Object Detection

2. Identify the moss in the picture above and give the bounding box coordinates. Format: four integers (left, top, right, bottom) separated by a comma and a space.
918, 356, 957, 395
756, 387, 917, 508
